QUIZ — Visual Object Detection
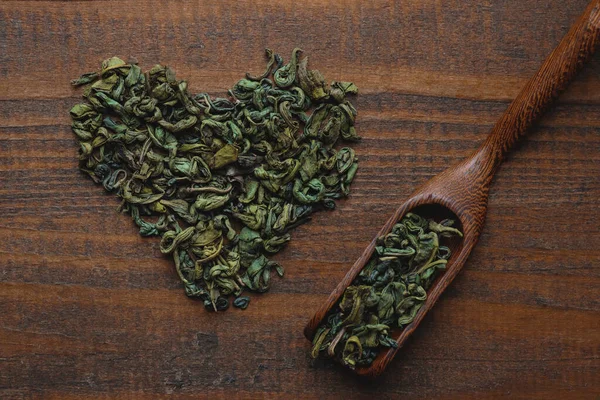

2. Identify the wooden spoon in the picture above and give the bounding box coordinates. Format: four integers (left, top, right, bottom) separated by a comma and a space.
304, 0, 600, 377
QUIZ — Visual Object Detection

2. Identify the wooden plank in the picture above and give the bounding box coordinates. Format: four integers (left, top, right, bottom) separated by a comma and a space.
0, 0, 598, 398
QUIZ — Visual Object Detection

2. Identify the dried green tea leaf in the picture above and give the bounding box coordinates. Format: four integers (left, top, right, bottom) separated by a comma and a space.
296, 57, 329, 101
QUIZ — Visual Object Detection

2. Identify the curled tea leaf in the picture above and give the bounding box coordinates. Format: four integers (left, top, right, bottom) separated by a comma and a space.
330, 81, 358, 103
233, 296, 251, 309
274, 48, 302, 88
296, 57, 328, 101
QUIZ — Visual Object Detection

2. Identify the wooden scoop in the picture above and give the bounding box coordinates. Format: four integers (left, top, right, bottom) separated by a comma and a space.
304, 0, 600, 377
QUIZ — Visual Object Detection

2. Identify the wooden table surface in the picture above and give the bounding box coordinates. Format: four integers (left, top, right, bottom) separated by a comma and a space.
1, 0, 599, 399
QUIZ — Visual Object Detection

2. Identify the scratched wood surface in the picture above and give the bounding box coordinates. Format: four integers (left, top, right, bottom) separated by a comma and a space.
0, 0, 599, 399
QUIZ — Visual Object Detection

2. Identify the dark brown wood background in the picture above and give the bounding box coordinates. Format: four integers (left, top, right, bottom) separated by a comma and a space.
1, 0, 599, 399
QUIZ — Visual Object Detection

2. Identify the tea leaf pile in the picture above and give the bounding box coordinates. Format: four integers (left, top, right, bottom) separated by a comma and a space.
69, 49, 360, 311
310, 213, 462, 368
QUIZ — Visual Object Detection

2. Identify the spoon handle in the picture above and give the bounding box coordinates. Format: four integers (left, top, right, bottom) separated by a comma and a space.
479, 0, 600, 174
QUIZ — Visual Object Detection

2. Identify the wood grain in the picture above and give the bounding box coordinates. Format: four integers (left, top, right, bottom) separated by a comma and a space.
0, 0, 599, 398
